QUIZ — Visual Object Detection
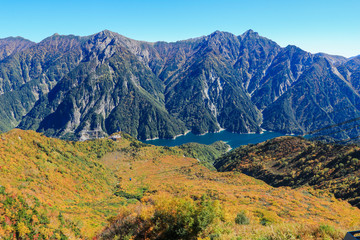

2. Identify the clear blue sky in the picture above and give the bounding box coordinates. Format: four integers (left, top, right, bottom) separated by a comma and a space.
1, 0, 359, 57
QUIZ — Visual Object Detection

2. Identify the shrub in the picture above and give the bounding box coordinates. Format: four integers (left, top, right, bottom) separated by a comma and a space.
319, 224, 335, 236
98, 194, 225, 240
255, 210, 278, 226
235, 211, 250, 225
0, 185, 5, 195
114, 190, 141, 200
351, 158, 359, 166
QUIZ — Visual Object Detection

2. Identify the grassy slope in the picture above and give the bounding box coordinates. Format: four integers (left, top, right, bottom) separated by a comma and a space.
0, 129, 127, 238
99, 139, 360, 239
0, 130, 359, 239
179, 141, 230, 170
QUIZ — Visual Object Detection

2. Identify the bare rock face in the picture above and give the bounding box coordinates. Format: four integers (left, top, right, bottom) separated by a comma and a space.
17, 31, 186, 140
0, 30, 359, 140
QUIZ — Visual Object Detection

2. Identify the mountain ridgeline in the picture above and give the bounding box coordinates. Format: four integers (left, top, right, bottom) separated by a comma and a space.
1, 30, 360, 140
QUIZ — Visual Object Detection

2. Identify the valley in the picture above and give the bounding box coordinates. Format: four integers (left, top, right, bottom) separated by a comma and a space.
1, 29, 360, 240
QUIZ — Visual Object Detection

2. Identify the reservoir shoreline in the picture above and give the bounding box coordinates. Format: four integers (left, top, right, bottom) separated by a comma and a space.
142, 130, 284, 150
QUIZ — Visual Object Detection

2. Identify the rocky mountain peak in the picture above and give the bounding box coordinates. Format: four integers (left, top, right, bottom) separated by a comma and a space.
345, 55, 360, 71
96, 29, 118, 38
238, 29, 279, 53
0, 36, 35, 60
202, 30, 241, 58
0, 36, 32, 42
209, 30, 237, 38
209, 30, 225, 37
34, 33, 82, 55
87, 30, 137, 51
39, 33, 80, 44
282, 45, 308, 56
44, 33, 73, 40
242, 29, 259, 38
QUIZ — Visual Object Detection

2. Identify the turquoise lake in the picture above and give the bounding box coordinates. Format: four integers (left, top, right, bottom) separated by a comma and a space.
142, 130, 284, 149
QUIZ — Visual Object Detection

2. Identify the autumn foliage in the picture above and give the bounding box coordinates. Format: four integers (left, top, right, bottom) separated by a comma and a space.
0, 130, 360, 239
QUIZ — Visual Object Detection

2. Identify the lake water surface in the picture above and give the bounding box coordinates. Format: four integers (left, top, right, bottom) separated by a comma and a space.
142, 130, 284, 149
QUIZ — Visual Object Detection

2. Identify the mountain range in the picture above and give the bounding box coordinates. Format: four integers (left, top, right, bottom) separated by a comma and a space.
1, 30, 360, 140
